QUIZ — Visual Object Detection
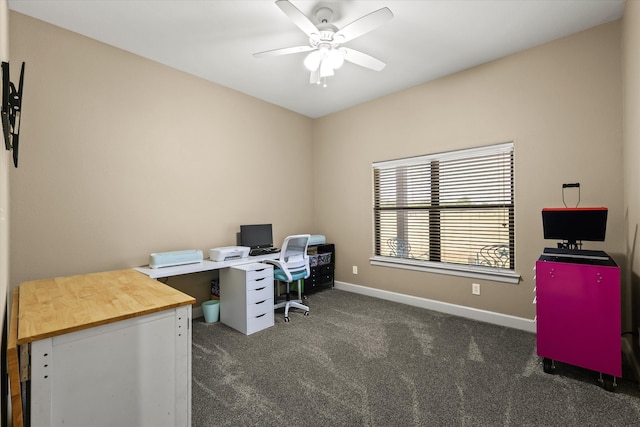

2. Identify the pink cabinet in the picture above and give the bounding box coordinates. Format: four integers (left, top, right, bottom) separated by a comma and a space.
536, 249, 620, 390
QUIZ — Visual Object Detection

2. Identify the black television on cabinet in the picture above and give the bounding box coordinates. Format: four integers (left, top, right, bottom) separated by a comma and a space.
240, 224, 274, 249
542, 207, 608, 248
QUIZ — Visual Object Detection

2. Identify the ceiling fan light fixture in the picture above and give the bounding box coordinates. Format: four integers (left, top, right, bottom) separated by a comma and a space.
304, 50, 321, 71
327, 48, 345, 69
319, 58, 335, 78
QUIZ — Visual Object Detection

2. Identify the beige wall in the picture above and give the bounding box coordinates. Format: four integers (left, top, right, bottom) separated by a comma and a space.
8, 12, 314, 302
314, 20, 624, 320
8, 11, 628, 322
1, 0, 9, 336
623, 0, 640, 334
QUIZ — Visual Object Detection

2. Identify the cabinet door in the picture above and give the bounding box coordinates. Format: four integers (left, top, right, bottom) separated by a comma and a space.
30, 307, 192, 427
536, 260, 620, 376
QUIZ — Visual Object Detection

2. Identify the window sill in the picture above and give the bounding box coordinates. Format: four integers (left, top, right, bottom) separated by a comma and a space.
369, 256, 521, 284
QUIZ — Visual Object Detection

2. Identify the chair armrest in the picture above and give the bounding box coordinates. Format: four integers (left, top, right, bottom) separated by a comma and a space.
263, 259, 293, 282
263, 259, 284, 269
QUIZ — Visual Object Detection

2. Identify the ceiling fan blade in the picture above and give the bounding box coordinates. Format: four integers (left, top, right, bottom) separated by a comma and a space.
343, 48, 386, 71
276, 0, 318, 37
253, 45, 316, 58
309, 68, 319, 85
334, 7, 393, 43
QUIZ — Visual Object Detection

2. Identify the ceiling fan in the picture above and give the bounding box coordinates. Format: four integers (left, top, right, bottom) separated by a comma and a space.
254, 0, 393, 87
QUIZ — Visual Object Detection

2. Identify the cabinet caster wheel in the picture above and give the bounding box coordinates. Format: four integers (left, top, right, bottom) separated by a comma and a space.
304, 311, 309, 316
284, 317, 290, 323
542, 358, 555, 374
602, 379, 616, 392
599, 374, 617, 392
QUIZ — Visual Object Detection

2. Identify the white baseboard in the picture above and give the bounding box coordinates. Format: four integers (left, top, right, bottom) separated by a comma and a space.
193, 281, 536, 331
334, 281, 537, 333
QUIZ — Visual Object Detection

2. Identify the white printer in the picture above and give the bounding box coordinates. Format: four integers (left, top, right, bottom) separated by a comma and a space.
209, 246, 250, 262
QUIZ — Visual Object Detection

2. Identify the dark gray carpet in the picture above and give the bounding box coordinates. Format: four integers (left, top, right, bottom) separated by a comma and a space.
192, 289, 640, 426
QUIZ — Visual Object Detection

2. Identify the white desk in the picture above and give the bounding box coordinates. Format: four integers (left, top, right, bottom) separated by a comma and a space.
134, 253, 279, 279
135, 254, 280, 334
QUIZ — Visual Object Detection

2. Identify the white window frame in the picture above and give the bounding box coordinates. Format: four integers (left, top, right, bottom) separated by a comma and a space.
370, 142, 520, 284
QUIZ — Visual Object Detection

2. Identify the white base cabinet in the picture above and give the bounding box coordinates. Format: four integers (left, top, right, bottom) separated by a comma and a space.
30, 305, 192, 427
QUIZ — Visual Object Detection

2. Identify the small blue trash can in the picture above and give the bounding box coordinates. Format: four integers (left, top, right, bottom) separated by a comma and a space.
202, 300, 220, 323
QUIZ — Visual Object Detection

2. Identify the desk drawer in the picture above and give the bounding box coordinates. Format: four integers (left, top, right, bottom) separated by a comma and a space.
246, 311, 274, 335
247, 276, 272, 292
247, 286, 272, 304
247, 298, 273, 318
246, 266, 272, 282
307, 273, 333, 286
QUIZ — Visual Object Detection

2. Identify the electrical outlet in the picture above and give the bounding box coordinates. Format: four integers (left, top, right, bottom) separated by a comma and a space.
352, 266, 358, 274
472, 283, 481, 295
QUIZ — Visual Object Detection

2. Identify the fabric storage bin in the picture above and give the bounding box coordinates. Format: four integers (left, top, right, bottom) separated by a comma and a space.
309, 254, 319, 267
318, 253, 332, 266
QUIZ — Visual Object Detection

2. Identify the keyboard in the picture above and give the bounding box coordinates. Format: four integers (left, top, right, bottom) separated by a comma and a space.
249, 247, 280, 256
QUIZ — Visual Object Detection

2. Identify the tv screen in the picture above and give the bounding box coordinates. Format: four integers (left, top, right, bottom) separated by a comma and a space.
240, 224, 273, 249
541, 208, 607, 243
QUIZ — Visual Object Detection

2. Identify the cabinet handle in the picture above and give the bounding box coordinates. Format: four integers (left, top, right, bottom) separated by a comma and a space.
255, 287, 266, 291
255, 277, 265, 282
255, 300, 266, 305
256, 313, 266, 318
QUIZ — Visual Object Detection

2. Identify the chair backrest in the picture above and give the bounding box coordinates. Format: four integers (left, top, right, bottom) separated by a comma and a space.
277, 234, 311, 278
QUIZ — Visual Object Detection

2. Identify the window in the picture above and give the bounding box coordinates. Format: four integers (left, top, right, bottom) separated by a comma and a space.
372, 142, 517, 283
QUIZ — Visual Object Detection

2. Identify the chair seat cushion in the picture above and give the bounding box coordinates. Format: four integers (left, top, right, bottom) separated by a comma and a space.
274, 269, 306, 282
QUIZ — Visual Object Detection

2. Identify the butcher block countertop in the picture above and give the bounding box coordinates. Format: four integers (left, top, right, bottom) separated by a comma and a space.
17, 269, 195, 345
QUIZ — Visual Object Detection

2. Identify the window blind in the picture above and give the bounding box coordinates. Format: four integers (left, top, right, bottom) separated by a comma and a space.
373, 142, 514, 270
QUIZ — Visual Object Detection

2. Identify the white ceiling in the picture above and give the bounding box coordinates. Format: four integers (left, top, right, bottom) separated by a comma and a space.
8, 0, 626, 118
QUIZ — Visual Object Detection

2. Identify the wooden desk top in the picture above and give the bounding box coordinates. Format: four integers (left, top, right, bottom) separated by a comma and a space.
17, 269, 195, 345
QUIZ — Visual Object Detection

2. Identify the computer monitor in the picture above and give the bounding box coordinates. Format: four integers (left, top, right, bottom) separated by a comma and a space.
542, 207, 608, 246
240, 224, 274, 249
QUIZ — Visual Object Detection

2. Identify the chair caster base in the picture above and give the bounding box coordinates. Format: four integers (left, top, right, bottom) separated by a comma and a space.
303, 311, 309, 316
284, 316, 290, 323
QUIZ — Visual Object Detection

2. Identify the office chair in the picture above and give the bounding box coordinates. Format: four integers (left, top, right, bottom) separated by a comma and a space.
264, 234, 311, 322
